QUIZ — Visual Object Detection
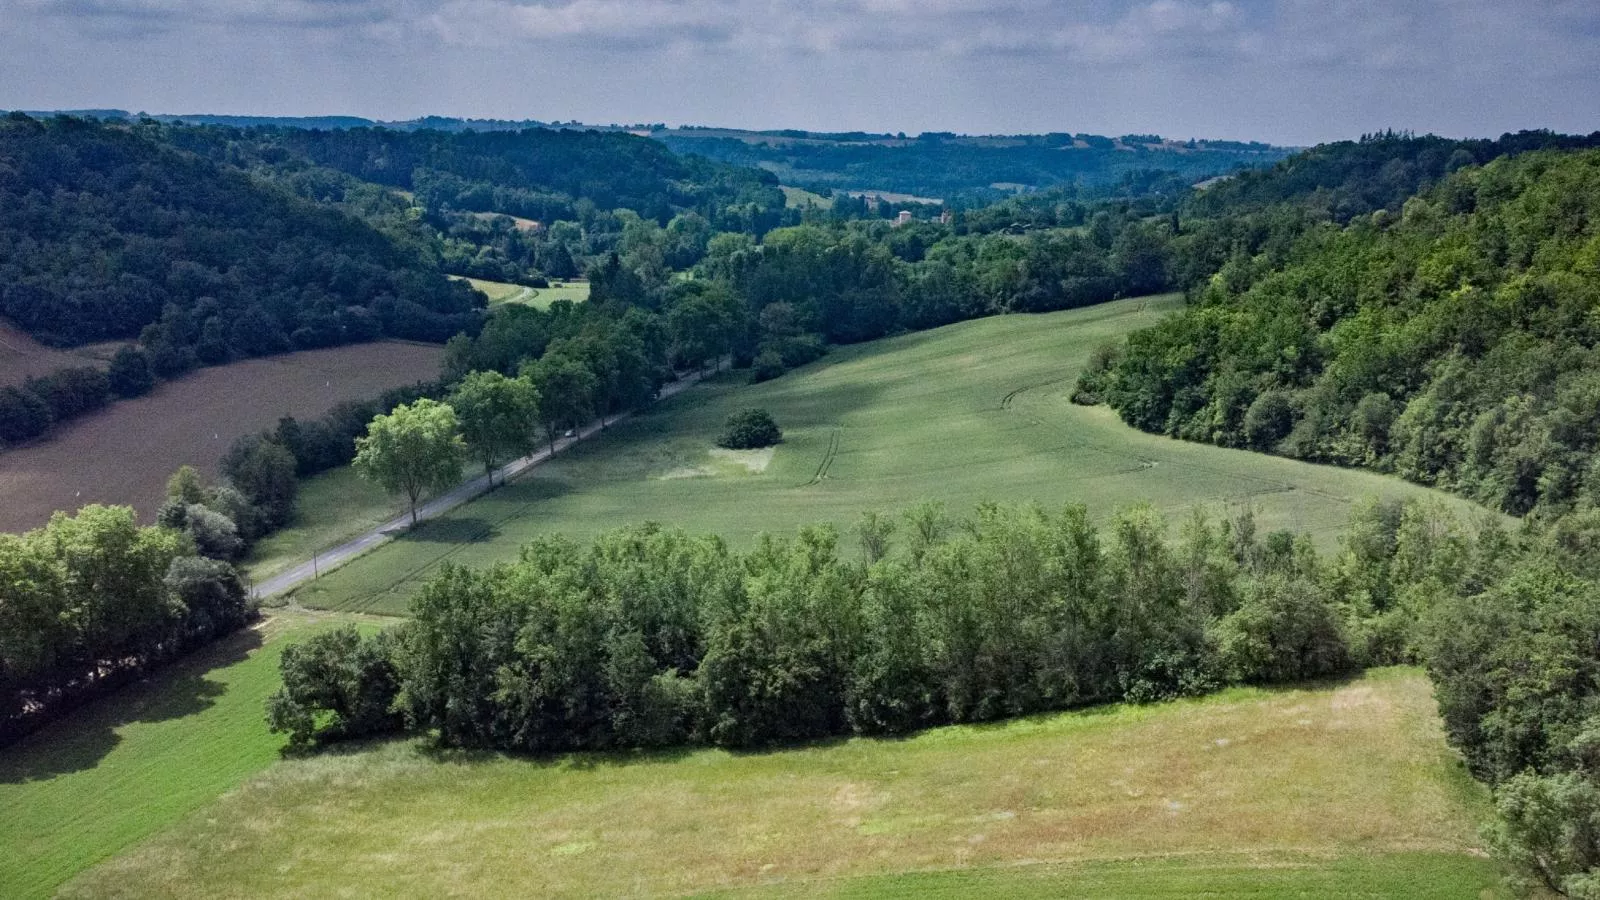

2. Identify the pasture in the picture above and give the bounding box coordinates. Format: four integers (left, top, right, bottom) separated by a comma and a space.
0, 612, 371, 900
457, 276, 591, 310
59, 669, 1501, 898
0, 341, 443, 534
292, 295, 1491, 617
0, 320, 123, 388
780, 185, 834, 209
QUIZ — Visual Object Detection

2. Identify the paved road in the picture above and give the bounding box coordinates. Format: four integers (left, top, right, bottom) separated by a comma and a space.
251, 362, 724, 600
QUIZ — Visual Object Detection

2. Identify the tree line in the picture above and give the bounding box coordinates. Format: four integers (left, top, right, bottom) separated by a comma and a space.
267, 497, 1477, 752
1085, 149, 1600, 519
0, 505, 251, 745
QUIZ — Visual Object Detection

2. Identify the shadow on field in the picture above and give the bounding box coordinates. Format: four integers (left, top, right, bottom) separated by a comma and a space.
0, 628, 263, 783
399, 517, 500, 545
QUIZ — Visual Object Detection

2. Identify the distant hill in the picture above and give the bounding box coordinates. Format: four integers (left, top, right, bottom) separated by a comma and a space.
0, 114, 481, 352
20, 110, 1291, 202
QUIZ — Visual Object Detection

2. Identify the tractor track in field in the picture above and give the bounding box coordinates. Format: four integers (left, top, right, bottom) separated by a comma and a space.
798, 428, 841, 487
998, 378, 1356, 514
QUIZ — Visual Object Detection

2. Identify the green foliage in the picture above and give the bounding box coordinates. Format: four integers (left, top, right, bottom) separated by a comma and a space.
717, 408, 781, 449
106, 346, 155, 398
1483, 771, 1600, 898
0, 505, 250, 743
266, 626, 401, 748
281, 501, 1398, 754
219, 435, 299, 532
353, 398, 465, 526
1099, 149, 1600, 518
449, 370, 540, 479
0, 115, 481, 354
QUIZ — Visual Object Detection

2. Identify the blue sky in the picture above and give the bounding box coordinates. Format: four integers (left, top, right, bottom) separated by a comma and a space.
3, 0, 1598, 144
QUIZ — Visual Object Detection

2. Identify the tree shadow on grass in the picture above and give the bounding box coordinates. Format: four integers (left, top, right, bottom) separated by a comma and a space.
0, 627, 263, 784
396, 517, 501, 545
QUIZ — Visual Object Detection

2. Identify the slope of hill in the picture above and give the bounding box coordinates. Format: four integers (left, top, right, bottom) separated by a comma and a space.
156, 121, 788, 227
1097, 148, 1600, 517
291, 294, 1490, 617
0, 114, 481, 351
656, 129, 1290, 200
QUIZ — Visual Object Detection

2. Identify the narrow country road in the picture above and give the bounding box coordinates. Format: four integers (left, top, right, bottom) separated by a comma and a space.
251, 361, 726, 600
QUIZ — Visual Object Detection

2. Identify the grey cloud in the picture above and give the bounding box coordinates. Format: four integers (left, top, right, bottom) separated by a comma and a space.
1, 0, 1598, 144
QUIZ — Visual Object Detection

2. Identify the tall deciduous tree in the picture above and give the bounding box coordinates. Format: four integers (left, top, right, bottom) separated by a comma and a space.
522, 353, 599, 452
353, 399, 465, 527
450, 371, 540, 485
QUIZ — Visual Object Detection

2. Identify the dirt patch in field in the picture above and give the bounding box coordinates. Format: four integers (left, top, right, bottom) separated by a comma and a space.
0, 321, 125, 388
0, 341, 443, 533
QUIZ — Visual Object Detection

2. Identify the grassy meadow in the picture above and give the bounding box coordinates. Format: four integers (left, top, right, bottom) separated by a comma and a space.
780, 185, 834, 209
0, 612, 375, 900
458, 276, 591, 310
292, 295, 1492, 616
60, 668, 1502, 898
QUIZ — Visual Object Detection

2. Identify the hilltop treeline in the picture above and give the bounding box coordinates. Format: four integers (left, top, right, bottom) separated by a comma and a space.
1086, 149, 1600, 518
0, 114, 481, 351
657, 130, 1287, 200
267, 498, 1483, 751
0, 506, 251, 744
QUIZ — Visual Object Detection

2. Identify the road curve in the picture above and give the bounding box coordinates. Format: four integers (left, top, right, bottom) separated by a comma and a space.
251, 362, 725, 600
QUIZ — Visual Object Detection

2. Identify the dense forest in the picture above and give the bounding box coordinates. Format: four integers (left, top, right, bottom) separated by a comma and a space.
1088, 148, 1600, 518
655, 129, 1287, 200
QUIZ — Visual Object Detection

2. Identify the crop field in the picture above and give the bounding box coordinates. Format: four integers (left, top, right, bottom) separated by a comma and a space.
457, 276, 590, 309
0, 612, 376, 900
0, 320, 124, 388
59, 668, 1502, 898
0, 341, 443, 534
292, 295, 1491, 616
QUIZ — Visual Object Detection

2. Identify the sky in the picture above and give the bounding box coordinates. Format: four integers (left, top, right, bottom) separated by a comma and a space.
2, 0, 1598, 146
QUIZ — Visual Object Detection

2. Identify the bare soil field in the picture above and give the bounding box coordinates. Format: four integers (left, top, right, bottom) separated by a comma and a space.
0, 341, 442, 534
0, 321, 124, 388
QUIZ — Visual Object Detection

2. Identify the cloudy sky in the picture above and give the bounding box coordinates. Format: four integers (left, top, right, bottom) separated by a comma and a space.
2, 0, 1597, 145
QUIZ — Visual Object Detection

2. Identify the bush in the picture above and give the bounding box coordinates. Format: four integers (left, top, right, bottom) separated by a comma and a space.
266, 626, 403, 748
107, 346, 156, 398
718, 408, 782, 449
750, 350, 785, 383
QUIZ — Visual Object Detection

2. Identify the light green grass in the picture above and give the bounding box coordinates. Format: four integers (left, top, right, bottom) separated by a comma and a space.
293, 295, 1493, 616
781, 185, 834, 209
705, 852, 1504, 898
0, 613, 370, 900
61, 669, 1502, 898
242, 467, 407, 582
457, 275, 590, 310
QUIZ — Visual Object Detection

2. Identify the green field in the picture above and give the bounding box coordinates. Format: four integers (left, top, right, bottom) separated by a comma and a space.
781, 185, 834, 209
60, 668, 1501, 898
0, 613, 371, 900
457, 276, 591, 310
242, 466, 406, 581
293, 295, 1492, 616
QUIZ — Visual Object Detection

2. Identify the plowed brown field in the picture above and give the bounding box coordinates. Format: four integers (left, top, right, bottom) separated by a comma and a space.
0, 341, 442, 533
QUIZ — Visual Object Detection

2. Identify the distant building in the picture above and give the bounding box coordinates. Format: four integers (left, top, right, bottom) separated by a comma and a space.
894, 210, 913, 227
939, 210, 953, 225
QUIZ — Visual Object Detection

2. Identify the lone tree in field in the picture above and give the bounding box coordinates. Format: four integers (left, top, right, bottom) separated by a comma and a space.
354, 399, 465, 527
718, 408, 782, 450
450, 371, 540, 486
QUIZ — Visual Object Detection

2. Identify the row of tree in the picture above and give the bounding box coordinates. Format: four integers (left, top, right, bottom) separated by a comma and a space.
266, 497, 1481, 752
0, 505, 251, 744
